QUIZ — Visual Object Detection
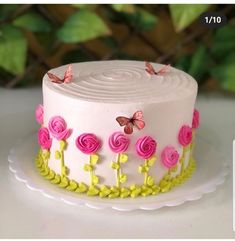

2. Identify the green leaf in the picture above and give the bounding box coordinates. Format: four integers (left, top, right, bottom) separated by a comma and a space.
59, 177, 69, 188
211, 25, 235, 59
0, 25, 27, 75
57, 10, 111, 43
75, 182, 87, 193
119, 173, 127, 184
60, 140, 67, 151
210, 56, 235, 92
120, 187, 131, 198
50, 174, 61, 184
111, 4, 135, 13
119, 153, 128, 163
138, 165, 149, 173
54, 150, 61, 160
87, 185, 99, 196
0, 5, 18, 21
99, 185, 111, 197
146, 176, 154, 186
90, 154, 99, 165
84, 164, 93, 172
175, 55, 191, 72
72, 4, 98, 10
62, 166, 69, 176
122, 7, 157, 32
66, 180, 78, 191
13, 12, 51, 32
188, 44, 209, 81
42, 150, 50, 160
169, 4, 210, 32
92, 174, 99, 185
147, 156, 156, 167
111, 161, 120, 170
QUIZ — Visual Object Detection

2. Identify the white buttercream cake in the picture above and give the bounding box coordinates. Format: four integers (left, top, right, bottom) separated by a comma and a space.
35, 60, 199, 198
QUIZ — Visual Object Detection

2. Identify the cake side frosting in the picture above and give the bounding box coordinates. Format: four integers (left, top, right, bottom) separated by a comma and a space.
35, 60, 199, 198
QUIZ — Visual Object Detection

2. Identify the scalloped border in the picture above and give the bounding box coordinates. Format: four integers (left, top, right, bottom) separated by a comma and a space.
8, 133, 229, 211
35, 149, 196, 198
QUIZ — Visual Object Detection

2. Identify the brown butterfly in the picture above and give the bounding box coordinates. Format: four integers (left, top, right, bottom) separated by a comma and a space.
116, 111, 145, 135
145, 62, 170, 75
47, 64, 73, 84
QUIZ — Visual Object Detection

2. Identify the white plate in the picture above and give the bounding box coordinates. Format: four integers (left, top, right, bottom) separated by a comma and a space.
8, 132, 229, 212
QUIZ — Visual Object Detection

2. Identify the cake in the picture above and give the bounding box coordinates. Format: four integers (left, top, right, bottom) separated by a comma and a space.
35, 60, 200, 198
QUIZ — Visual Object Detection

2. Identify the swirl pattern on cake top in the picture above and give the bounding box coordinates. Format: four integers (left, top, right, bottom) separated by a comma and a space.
43, 60, 197, 103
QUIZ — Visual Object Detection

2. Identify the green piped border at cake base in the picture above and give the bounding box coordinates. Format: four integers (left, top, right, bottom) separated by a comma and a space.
35, 150, 196, 199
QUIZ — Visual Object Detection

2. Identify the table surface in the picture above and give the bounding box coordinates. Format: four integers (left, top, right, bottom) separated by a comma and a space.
0, 87, 234, 238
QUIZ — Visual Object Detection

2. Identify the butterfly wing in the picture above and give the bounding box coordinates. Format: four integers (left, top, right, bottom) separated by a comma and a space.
145, 62, 156, 75
124, 122, 134, 134
133, 110, 143, 120
133, 119, 145, 130
63, 64, 73, 83
47, 72, 63, 84
156, 64, 171, 75
133, 110, 145, 130
116, 116, 130, 126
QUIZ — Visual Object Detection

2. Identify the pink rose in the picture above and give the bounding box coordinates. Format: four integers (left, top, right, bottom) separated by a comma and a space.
192, 108, 200, 129
109, 132, 130, 153
136, 136, 157, 159
76, 133, 101, 154
38, 127, 52, 150
35, 104, 44, 125
161, 146, 179, 168
178, 125, 192, 147
48, 116, 72, 140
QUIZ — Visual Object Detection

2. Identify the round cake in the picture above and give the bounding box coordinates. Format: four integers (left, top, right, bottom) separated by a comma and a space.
35, 60, 200, 198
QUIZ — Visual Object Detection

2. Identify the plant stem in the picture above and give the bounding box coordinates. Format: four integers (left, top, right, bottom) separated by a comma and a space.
116, 153, 120, 188
61, 149, 64, 177
190, 130, 195, 158
89, 155, 94, 186
144, 159, 148, 185
180, 148, 185, 174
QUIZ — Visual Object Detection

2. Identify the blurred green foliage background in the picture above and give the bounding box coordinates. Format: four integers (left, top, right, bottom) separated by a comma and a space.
0, 4, 234, 92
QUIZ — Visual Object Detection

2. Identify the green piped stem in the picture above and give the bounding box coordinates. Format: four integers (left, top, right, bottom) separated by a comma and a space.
60, 150, 65, 177
180, 147, 186, 174
144, 159, 148, 186
116, 153, 121, 188
190, 130, 195, 158
36, 150, 196, 199
89, 155, 93, 186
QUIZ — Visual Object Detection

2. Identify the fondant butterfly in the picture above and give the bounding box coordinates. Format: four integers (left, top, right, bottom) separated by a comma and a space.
116, 111, 145, 135
145, 62, 170, 75
47, 65, 73, 84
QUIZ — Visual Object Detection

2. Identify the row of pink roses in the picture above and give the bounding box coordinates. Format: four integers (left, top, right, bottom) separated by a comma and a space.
36, 105, 199, 169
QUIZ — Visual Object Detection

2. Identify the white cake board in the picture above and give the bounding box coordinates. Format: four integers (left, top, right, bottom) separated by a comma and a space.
8, 132, 229, 212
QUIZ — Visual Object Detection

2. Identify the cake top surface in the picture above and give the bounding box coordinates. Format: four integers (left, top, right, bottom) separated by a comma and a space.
43, 60, 198, 104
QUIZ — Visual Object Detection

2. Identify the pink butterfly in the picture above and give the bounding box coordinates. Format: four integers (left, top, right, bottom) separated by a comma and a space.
145, 62, 170, 75
47, 65, 73, 84
116, 111, 145, 135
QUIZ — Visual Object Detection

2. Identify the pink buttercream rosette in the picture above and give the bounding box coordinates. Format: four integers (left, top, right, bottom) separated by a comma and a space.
109, 132, 130, 153
38, 127, 52, 150
178, 125, 192, 147
76, 133, 101, 154
35, 104, 44, 125
48, 116, 72, 141
136, 136, 157, 159
161, 146, 179, 168
192, 109, 200, 129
